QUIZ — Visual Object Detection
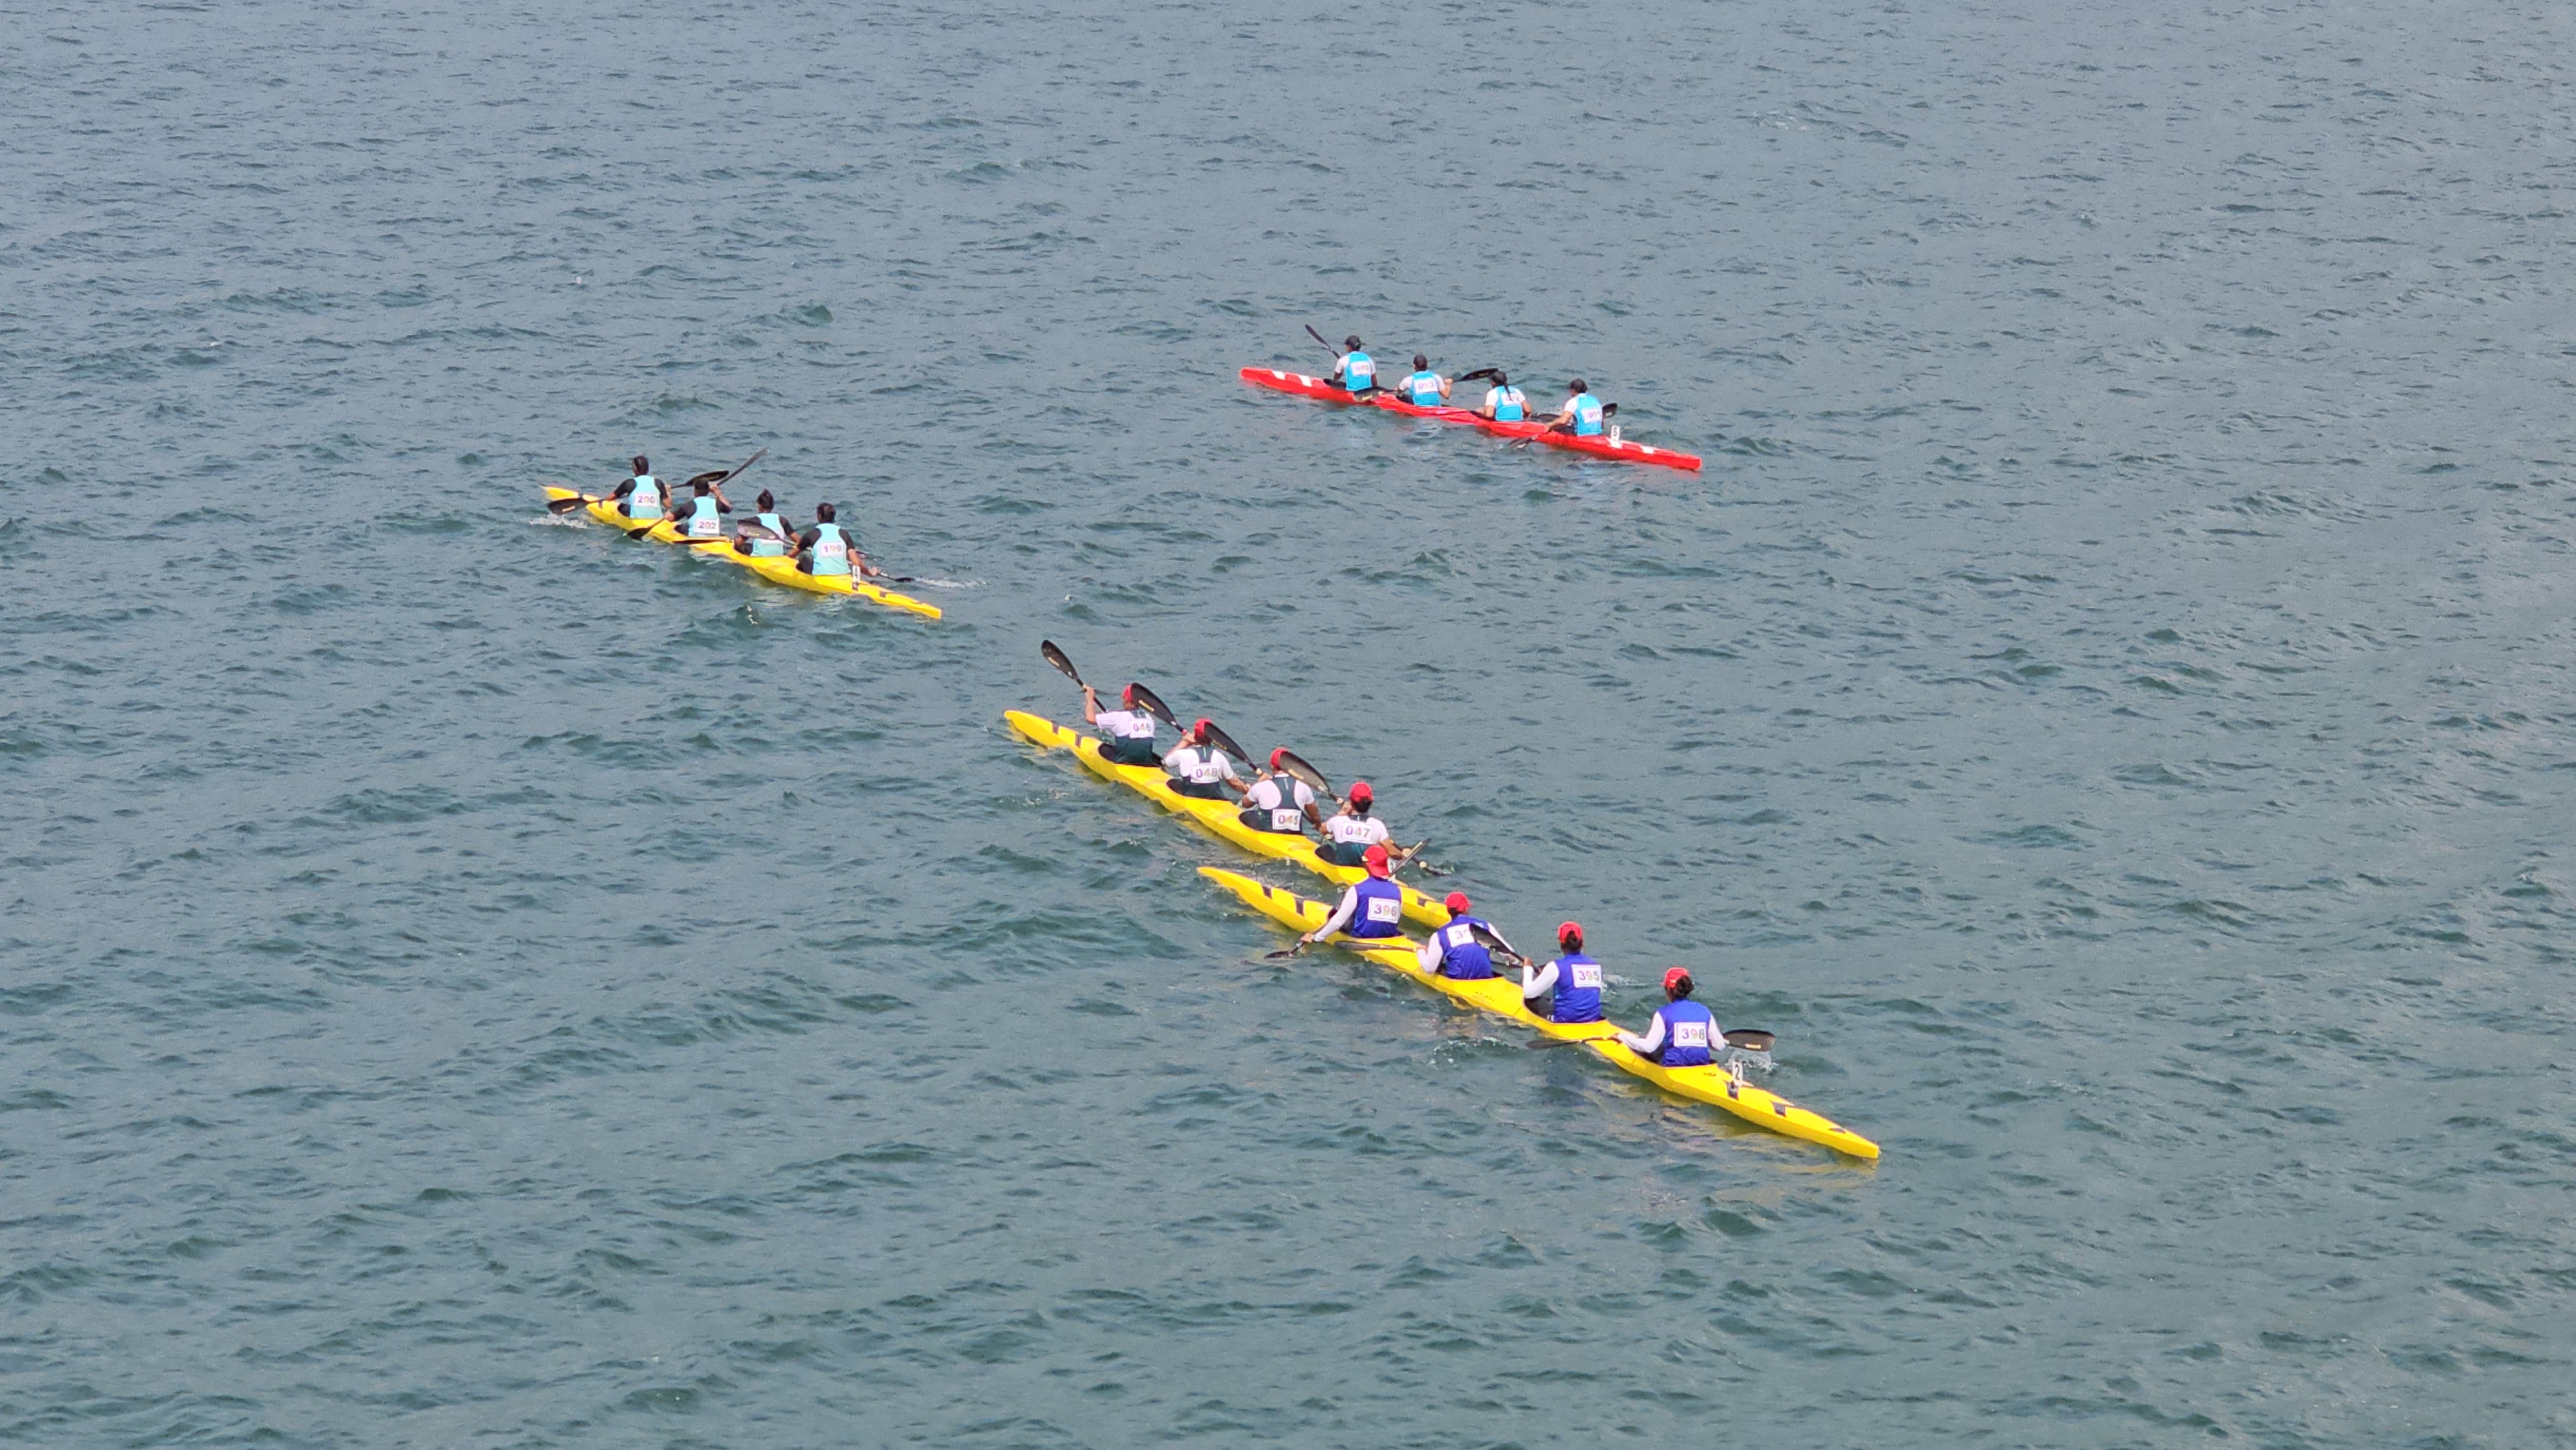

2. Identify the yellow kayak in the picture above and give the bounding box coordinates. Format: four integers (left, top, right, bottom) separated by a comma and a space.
543, 487, 940, 619
1006, 708, 1448, 929
1200, 866, 1881, 1160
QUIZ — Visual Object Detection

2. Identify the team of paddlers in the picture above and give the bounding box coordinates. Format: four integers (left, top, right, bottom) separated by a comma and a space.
1062, 665, 1727, 1069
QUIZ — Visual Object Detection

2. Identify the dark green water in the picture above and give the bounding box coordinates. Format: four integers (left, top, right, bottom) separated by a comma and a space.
6, 0, 2572, 1444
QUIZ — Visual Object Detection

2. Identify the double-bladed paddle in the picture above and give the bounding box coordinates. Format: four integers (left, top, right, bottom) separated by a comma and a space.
1274, 749, 1342, 807
545, 492, 603, 514
1040, 640, 1090, 694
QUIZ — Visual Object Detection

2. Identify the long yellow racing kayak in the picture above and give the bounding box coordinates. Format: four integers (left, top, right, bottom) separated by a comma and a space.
544, 487, 940, 619
1007, 708, 1449, 929
1200, 867, 1880, 1160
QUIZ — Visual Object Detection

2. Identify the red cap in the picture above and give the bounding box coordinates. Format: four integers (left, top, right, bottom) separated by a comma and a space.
1121, 683, 1141, 708
1663, 966, 1692, 993
1443, 891, 1470, 914
1269, 747, 1290, 771
1191, 717, 1213, 739
1347, 780, 1372, 804
1363, 843, 1391, 877
1557, 921, 1583, 946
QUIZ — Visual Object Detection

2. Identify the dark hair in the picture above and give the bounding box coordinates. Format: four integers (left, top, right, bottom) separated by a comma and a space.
1493, 370, 1508, 386
816, 502, 837, 522
692, 478, 712, 492
756, 489, 775, 509
1569, 379, 1587, 393
1344, 335, 1361, 350
1669, 974, 1694, 999
632, 455, 649, 472
1413, 353, 1428, 370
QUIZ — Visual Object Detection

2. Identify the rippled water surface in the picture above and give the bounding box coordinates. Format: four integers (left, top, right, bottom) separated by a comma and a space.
6, 0, 2574, 1444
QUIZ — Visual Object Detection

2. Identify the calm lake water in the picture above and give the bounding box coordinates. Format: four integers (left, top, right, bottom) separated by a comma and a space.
5, 0, 2572, 1444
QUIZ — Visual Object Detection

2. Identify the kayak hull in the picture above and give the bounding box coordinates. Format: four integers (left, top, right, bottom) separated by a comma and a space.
1006, 709, 1450, 930
1200, 867, 1880, 1160
545, 487, 940, 619
1238, 366, 1702, 471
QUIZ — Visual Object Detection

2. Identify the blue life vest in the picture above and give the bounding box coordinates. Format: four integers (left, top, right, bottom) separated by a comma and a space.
1347, 876, 1404, 938
1431, 918, 1495, 979
750, 511, 787, 557
1487, 386, 1526, 422
1569, 393, 1604, 436
625, 474, 661, 520
1338, 351, 1375, 393
1545, 952, 1604, 1022
1403, 370, 1442, 406
810, 522, 851, 576
681, 494, 722, 538
1654, 1000, 1717, 1067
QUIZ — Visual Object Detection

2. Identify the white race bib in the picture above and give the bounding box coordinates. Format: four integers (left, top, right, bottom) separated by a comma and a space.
1569, 962, 1603, 990
1365, 897, 1402, 924
1672, 1019, 1709, 1049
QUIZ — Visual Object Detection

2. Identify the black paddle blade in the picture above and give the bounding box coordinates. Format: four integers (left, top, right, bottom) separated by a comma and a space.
547, 494, 591, 513
1128, 683, 1180, 731
1305, 323, 1334, 353
622, 522, 663, 538
721, 447, 768, 483
1202, 720, 1252, 764
1723, 1029, 1776, 1051
1601, 402, 1619, 418
1454, 368, 1499, 385
1264, 943, 1305, 959
1039, 641, 1086, 690
1274, 749, 1334, 800
681, 469, 730, 489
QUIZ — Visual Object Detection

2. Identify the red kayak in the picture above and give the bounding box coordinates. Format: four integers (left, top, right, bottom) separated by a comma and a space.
1238, 366, 1703, 472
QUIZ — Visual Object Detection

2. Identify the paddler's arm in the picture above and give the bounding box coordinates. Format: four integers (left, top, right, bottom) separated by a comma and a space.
1079, 686, 1104, 728
1615, 1013, 1663, 1056
1519, 957, 1557, 1003
1302, 884, 1362, 945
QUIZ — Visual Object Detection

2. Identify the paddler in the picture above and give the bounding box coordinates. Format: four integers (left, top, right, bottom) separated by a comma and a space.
609, 455, 668, 520
1395, 355, 1449, 407
1240, 750, 1324, 835
1313, 780, 1393, 867
1419, 892, 1510, 981
733, 490, 792, 558
672, 475, 732, 539
1332, 335, 1378, 395
1300, 843, 1406, 945
792, 502, 866, 578
1162, 719, 1242, 800
1472, 370, 1528, 422
1615, 968, 1721, 1067
1081, 683, 1162, 766
1521, 921, 1605, 1024
1540, 379, 1607, 437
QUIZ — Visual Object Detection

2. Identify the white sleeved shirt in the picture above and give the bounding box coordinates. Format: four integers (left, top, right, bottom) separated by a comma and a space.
1322, 812, 1389, 846
1244, 777, 1316, 814
1093, 708, 1156, 741
1315, 881, 1367, 937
